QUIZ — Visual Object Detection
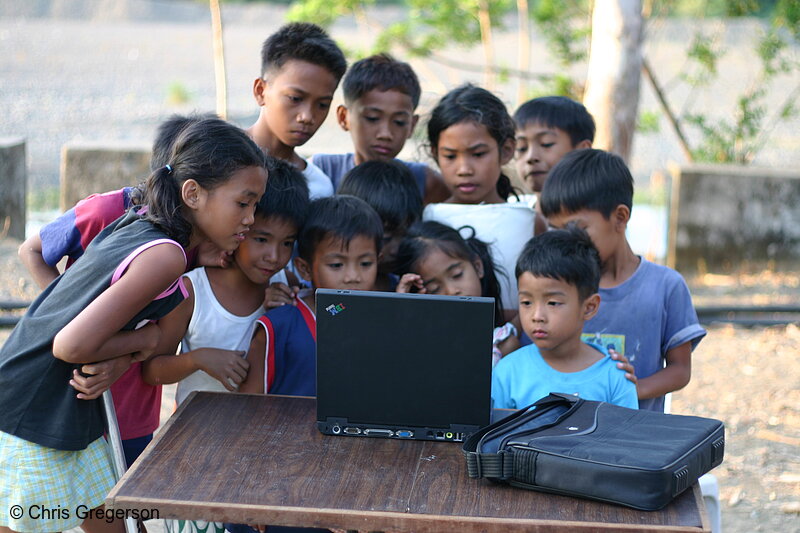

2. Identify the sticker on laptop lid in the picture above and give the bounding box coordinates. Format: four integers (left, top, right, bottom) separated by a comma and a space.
326, 303, 346, 316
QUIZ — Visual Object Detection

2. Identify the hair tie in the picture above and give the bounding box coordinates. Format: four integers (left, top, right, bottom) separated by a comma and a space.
165, 164, 173, 174
457, 225, 477, 241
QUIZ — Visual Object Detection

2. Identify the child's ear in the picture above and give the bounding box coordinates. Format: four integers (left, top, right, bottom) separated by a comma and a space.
409, 114, 420, 136
336, 105, 350, 131
472, 257, 485, 279
181, 179, 203, 210
612, 204, 631, 232
575, 139, 592, 150
252, 78, 268, 106
293, 256, 313, 283
582, 293, 601, 320
499, 138, 515, 165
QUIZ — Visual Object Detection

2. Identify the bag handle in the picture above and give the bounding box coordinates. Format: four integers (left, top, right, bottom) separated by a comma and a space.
462, 393, 582, 478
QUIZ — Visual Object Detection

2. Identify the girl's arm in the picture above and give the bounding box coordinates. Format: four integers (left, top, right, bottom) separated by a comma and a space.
52, 242, 186, 364
238, 327, 267, 394
635, 342, 692, 400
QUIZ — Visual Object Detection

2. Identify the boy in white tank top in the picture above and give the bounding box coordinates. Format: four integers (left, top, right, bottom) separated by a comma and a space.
143, 158, 309, 400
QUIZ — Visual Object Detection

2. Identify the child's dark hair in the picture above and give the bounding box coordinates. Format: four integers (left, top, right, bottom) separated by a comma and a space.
297, 195, 383, 262
513, 96, 596, 146
427, 84, 517, 200
343, 53, 421, 108
151, 113, 216, 171
257, 156, 310, 230
515, 225, 600, 301
338, 160, 422, 234
539, 148, 634, 219
144, 118, 267, 247
394, 221, 505, 326
261, 22, 347, 82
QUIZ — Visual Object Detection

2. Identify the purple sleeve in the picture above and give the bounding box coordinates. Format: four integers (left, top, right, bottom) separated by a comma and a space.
39, 208, 82, 266
663, 272, 707, 353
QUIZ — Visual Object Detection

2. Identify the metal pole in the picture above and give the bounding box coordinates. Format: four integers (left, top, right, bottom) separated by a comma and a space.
103, 389, 139, 533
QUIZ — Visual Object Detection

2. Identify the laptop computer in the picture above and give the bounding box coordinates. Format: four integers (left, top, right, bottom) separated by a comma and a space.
316, 289, 494, 442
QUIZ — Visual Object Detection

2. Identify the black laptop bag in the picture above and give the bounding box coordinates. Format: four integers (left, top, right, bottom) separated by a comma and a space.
462, 393, 725, 510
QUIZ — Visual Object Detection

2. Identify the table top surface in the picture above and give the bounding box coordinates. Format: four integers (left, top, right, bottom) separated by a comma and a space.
107, 393, 710, 533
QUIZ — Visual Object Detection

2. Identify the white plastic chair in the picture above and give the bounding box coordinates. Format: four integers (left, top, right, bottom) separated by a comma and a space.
664, 393, 722, 533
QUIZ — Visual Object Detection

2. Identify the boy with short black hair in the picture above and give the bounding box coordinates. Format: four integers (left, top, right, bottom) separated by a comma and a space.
339, 160, 423, 290
513, 96, 594, 235
492, 226, 638, 410
248, 22, 347, 199
540, 149, 706, 411
313, 53, 449, 204
240, 195, 382, 396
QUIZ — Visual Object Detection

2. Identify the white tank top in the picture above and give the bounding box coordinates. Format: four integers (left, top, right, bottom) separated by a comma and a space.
175, 267, 265, 405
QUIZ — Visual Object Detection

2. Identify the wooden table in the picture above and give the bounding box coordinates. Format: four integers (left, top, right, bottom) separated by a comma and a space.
107, 393, 710, 532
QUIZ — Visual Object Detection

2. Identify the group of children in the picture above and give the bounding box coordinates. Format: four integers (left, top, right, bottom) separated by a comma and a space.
1, 20, 706, 533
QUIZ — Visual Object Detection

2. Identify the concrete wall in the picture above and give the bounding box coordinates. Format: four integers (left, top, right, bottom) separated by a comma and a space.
667, 164, 800, 276
60, 141, 151, 211
0, 137, 27, 240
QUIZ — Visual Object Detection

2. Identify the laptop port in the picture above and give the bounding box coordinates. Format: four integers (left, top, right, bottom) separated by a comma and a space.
343, 427, 361, 435
331, 425, 342, 434
364, 428, 394, 437
435, 431, 445, 439
395, 430, 414, 438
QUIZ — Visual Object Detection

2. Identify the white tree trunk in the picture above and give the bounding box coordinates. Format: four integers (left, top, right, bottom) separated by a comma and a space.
583, 0, 644, 163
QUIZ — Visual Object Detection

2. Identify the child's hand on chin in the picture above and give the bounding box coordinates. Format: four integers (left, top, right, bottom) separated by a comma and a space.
197, 239, 234, 268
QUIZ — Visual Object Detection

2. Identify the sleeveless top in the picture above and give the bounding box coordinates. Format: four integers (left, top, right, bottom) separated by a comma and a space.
175, 267, 265, 405
0, 209, 187, 450
255, 291, 316, 396
312, 153, 427, 198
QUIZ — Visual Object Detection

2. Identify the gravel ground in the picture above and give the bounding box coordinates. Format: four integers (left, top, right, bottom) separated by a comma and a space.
1, 237, 798, 532
1, 2, 799, 530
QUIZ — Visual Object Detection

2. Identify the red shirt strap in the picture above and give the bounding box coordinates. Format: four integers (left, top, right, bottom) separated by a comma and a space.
296, 296, 317, 343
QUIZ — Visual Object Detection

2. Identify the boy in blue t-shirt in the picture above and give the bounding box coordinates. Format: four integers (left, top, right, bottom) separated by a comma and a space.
540, 149, 706, 411
492, 227, 638, 410
312, 53, 448, 204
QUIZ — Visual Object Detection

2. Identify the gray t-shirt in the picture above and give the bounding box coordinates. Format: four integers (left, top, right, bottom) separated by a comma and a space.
581, 258, 706, 412
312, 152, 427, 197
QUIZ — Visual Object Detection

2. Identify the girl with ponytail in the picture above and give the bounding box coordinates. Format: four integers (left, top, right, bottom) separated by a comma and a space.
0, 117, 267, 533
423, 85, 535, 318
426, 83, 518, 204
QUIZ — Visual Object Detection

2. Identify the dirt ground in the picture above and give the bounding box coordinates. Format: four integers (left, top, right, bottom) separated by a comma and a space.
1, 237, 798, 532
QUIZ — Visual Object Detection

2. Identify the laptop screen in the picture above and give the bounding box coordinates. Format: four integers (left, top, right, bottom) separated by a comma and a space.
316, 289, 494, 439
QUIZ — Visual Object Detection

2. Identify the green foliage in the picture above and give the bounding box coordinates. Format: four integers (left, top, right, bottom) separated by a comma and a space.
682, 31, 725, 85
165, 81, 191, 105
530, 0, 591, 66
669, 1, 799, 164
286, 0, 375, 28
685, 89, 768, 163
637, 110, 661, 134
27, 186, 59, 212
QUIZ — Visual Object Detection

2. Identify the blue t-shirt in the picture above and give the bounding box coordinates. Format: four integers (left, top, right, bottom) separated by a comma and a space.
491, 342, 638, 410
312, 152, 427, 197
581, 258, 706, 412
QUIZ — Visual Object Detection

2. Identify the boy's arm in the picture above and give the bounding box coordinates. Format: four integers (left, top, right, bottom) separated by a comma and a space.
423, 166, 450, 205
239, 326, 267, 394
18, 233, 60, 289
490, 366, 512, 409
141, 288, 195, 385
635, 341, 692, 400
